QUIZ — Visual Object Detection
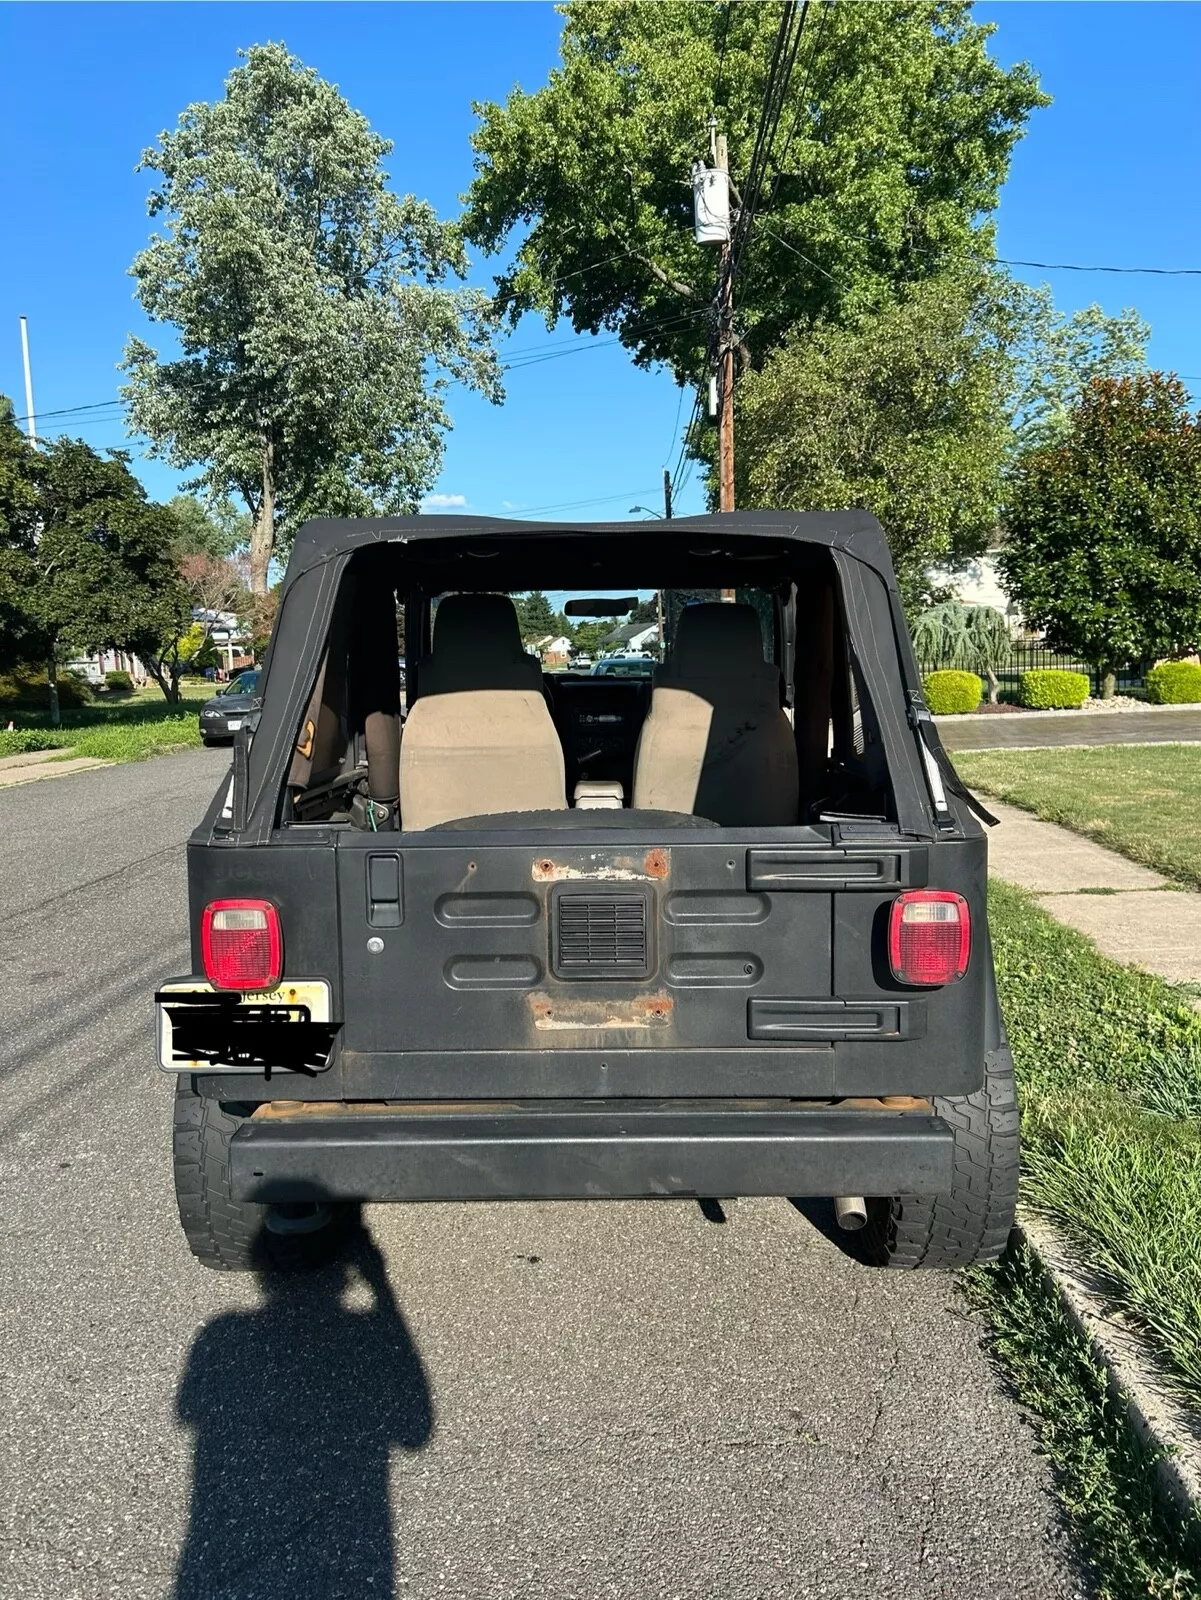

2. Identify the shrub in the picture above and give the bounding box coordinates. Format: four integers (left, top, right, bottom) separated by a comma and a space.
0, 728, 67, 757
922, 669, 982, 715
0, 663, 92, 710
104, 669, 134, 693
1145, 661, 1201, 705
1018, 669, 1090, 710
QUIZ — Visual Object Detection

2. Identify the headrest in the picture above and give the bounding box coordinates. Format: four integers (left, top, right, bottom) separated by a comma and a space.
666, 602, 767, 676
420, 593, 544, 695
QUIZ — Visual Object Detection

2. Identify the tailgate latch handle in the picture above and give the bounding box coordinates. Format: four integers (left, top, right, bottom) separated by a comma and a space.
367, 853, 404, 927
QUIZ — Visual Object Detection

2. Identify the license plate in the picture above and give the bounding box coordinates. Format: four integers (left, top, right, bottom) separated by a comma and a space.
156, 979, 332, 1073
226, 718, 242, 731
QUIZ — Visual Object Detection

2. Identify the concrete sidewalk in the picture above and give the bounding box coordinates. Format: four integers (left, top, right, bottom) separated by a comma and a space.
0, 748, 112, 787
987, 797, 1201, 989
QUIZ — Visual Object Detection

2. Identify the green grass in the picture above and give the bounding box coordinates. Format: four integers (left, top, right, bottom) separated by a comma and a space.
0, 686, 208, 763
963, 1246, 1201, 1599
973, 879, 1201, 1589
988, 877, 1201, 1409
955, 746, 1201, 890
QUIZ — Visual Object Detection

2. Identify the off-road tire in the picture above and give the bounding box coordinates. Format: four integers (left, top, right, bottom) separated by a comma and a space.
172, 1082, 350, 1271
859, 1045, 1019, 1270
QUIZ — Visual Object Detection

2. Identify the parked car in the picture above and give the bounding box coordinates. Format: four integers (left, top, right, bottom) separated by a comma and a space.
158, 509, 1014, 1275
590, 655, 655, 678
197, 669, 262, 746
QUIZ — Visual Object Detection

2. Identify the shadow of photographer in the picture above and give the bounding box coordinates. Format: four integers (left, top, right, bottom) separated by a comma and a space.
174, 1215, 432, 1599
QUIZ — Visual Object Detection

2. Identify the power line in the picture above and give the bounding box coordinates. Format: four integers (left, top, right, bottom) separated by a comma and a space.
503, 309, 709, 372
771, 0, 831, 189
504, 487, 665, 517
730, 2, 810, 286
999, 256, 1201, 277
713, 1, 734, 110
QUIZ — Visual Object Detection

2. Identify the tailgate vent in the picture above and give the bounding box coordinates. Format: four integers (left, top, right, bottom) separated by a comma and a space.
554, 892, 650, 980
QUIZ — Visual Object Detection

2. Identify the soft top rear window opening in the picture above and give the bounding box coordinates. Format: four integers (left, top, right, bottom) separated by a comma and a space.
230, 514, 956, 846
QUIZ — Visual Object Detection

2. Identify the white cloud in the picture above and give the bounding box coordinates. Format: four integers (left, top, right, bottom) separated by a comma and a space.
420, 492, 468, 510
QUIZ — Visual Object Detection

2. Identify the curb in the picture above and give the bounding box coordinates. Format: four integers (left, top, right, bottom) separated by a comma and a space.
1017, 1210, 1201, 1523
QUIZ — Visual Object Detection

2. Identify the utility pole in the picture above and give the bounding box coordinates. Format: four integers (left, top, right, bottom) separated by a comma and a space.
662, 467, 673, 521
18, 317, 36, 444
714, 133, 735, 518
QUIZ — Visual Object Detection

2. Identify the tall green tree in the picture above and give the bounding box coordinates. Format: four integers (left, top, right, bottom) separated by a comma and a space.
1001, 374, 1201, 698
513, 590, 558, 641
123, 42, 502, 594
167, 494, 249, 560
1004, 284, 1149, 452
463, 2, 1045, 379
735, 271, 1011, 598
0, 398, 44, 672
0, 434, 189, 719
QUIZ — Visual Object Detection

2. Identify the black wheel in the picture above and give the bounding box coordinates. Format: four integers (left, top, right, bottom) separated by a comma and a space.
859, 1045, 1019, 1270
172, 1081, 352, 1271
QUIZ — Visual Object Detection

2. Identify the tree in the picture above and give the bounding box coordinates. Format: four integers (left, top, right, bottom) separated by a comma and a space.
734, 271, 1011, 599
910, 599, 1012, 703
168, 495, 249, 560
0, 434, 189, 719
513, 591, 558, 641
0, 398, 45, 672
463, 2, 1045, 381
122, 43, 502, 594
1000, 374, 1201, 698
569, 619, 610, 657
178, 550, 250, 668
1005, 284, 1149, 452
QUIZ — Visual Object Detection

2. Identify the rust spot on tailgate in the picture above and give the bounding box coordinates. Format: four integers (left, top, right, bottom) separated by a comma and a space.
527, 990, 673, 1030
532, 849, 671, 884
643, 848, 669, 879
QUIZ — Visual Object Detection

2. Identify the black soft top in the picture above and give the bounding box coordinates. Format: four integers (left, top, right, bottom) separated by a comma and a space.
280, 509, 902, 596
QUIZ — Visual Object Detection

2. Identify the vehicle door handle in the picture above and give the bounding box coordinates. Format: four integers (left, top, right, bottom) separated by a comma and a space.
367, 853, 403, 927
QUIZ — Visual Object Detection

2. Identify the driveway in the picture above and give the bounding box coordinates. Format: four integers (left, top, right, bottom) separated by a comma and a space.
0, 752, 1081, 1599
940, 705, 1201, 752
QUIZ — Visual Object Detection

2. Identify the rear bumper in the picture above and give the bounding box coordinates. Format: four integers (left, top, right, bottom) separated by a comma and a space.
228, 1101, 953, 1203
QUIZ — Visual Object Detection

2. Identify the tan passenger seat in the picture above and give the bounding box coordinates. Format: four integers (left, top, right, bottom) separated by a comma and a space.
632, 603, 799, 825
399, 593, 568, 829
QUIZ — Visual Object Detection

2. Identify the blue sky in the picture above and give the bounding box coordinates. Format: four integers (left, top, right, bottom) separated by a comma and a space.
1, 1, 1199, 527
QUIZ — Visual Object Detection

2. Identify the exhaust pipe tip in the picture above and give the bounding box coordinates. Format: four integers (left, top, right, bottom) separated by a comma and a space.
834, 1195, 868, 1232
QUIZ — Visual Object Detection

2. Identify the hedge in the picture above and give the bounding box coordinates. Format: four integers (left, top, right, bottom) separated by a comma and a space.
1018, 669, 1090, 710
922, 669, 982, 715
104, 669, 134, 692
1145, 661, 1201, 705
0, 664, 92, 711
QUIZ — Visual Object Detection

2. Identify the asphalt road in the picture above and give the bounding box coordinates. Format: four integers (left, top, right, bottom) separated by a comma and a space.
1, 752, 1084, 1600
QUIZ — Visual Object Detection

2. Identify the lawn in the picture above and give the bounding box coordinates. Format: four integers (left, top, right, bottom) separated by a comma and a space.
0, 681, 212, 763
955, 744, 1201, 890
978, 877, 1201, 1593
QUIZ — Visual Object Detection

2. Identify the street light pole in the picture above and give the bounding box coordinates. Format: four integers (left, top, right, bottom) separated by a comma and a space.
18, 317, 36, 445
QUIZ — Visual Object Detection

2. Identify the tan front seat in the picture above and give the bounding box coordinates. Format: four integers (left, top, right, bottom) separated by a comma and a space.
399, 593, 567, 829
632, 603, 799, 825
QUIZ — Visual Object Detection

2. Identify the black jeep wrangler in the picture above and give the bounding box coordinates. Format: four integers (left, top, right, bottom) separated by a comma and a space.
159, 510, 1016, 1272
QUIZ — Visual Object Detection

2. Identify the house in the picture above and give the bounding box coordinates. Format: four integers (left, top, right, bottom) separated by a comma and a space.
598, 621, 659, 656
927, 550, 1021, 630
530, 634, 574, 667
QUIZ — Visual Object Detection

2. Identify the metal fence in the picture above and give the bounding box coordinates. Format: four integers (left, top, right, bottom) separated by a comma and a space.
916, 646, 1145, 698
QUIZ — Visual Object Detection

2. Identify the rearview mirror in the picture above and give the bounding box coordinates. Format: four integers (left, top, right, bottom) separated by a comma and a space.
563, 596, 639, 617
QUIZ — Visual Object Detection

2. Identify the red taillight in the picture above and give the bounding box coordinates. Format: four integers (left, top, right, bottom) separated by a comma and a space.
200, 899, 282, 990
888, 891, 970, 986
